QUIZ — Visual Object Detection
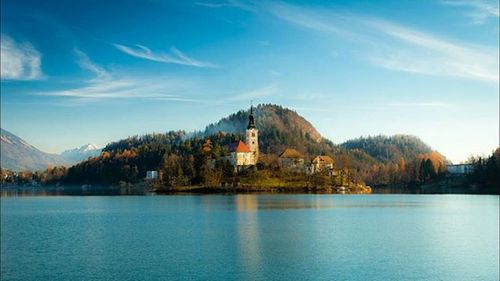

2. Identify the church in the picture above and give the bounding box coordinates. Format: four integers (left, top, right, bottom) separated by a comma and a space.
228, 105, 259, 170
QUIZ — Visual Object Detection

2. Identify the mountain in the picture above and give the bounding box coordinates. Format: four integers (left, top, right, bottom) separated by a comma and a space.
205, 104, 322, 141
340, 135, 435, 164
61, 144, 101, 163
1, 129, 67, 171
202, 104, 329, 155
1, 129, 102, 171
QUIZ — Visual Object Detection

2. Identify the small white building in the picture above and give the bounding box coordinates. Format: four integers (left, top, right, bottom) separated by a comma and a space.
146, 170, 159, 180
447, 164, 473, 176
310, 155, 335, 174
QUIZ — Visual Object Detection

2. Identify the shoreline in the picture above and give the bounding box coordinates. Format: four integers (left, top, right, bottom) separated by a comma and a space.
1, 183, 498, 196
2, 175, 498, 196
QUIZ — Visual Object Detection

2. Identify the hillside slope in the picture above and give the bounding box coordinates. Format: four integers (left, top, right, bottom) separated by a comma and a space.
202, 104, 330, 155
0, 130, 101, 171
1, 129, 67, 171
341, 135, 436, 164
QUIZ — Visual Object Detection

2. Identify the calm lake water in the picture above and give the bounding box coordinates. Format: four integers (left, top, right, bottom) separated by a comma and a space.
1, 195, 499, 281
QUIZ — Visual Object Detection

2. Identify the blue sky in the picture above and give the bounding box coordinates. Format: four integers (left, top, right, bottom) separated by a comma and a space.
1, 0, 498, 163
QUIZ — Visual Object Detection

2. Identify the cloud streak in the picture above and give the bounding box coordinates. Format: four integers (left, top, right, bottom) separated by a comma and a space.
38, 49, 275, 105
35, 49, 202, 104
1, 34, 44, 81
38, 76, 203, 103
267, 2, 499, 83
441, 0, 499, 24
113, 43, 218, 68
366, 19, 498, 82
74, 48, 110, 81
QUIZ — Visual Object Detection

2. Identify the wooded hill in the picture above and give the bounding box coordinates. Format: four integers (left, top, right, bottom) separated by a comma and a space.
60, 104, 447, 187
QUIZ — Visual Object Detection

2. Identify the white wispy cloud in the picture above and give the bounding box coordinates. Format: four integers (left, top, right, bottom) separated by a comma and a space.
38, 76, 203, 103
36, 49, 202, 103
266, 3, 358, 39
113, 43, 218, 68
0, 34, 43, 81
267, 2, 499, 83
441, 0, 499, 24
38, 49, 273, 105
74, 48, 111, 81
366, 19, 498, 82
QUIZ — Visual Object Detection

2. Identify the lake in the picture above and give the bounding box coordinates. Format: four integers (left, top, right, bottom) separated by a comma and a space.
1, 195, 499, 281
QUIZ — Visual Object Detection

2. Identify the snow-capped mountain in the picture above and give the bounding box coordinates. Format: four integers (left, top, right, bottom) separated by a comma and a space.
61, 144, 101, 163
1, 129, 103, 171
1, 128, 67, 171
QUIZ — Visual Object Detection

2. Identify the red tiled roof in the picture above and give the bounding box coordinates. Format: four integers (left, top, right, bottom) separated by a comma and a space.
229, 140, 252, 153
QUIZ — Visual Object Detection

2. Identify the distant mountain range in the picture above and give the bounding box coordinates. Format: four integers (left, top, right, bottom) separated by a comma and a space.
1, 129, 101, 171
60, 144, 101, 163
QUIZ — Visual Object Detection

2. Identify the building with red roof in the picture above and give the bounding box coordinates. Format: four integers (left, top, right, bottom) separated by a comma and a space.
225, 105, 259, 171
228, 140, 254, 168
229, 140, 252, 153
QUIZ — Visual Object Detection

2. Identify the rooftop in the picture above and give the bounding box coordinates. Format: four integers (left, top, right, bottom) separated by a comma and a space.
312, 155, 334, 164
279, 148, 304, 159
229, 140, 252, 153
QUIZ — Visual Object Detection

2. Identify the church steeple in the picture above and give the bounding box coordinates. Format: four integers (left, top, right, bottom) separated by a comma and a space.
245, 103, 259, 165
247, 104, 256, 129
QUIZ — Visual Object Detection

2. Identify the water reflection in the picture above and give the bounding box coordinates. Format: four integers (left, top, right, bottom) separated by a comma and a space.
235, 194, 259, 212
235, 195, 262, 280
198, 194, 439, 212
233, 195, 332, 280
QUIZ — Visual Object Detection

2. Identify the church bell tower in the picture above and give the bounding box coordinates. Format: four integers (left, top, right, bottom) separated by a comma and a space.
245, 104, 259, 164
